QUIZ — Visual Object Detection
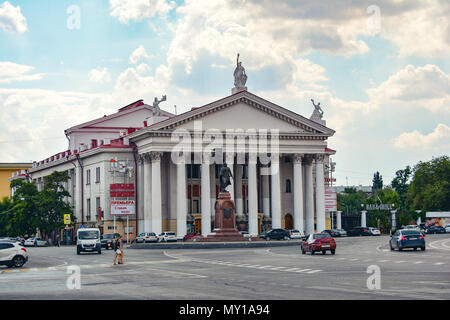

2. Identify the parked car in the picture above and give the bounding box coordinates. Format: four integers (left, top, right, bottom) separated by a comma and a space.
322, 229, 340, 237
0, 242, 29, 268
101, 233, 121, 249
333, 229, 347, 237
259, 229, 290, 241
24, 237, 48, 247
158, 232, 177, 242
183, 232, 202, 242
368, 227, 381, 236
425, 225, 446, 234
301, 233, 336, 255
445, 224, 450, 233
390, 229, 425, 251
288, 229, 305, 240
135, 232, 159, 243
347, 227, 372, 237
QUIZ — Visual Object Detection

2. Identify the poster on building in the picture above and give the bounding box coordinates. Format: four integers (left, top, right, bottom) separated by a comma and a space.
111, 200, 135, 215
325, 186, 337, 212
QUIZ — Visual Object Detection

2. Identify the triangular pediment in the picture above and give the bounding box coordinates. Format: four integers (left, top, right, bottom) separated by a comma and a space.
146, 91, 335, 136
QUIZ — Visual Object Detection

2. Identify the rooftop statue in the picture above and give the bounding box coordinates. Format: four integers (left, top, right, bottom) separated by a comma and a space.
310, 99, 324, 121
152, 95, 167, 116
233, 53, 247, 88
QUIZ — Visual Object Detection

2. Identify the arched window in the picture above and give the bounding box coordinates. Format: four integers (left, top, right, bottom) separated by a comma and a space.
286, 179, 291, 193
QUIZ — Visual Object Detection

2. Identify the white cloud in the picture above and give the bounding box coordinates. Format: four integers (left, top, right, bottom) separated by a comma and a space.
0, 61, 44, 84
88, 67, 111, 84
136, 63, 151, 74
393, 124, 450, 150
0, 1, 27, 33
109, 0, 176, 24
129, 45, 151, 65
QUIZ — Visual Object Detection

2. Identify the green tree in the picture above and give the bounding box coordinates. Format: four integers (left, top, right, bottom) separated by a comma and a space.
35, 171, 73, 240
8, 179, 40, 236
408, 156, 450, 211
0, 197, 13, 236
372, 171, 383, 192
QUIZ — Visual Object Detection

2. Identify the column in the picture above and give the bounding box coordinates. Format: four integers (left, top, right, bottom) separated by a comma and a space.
201, 155, 211, 236
391, 210, 397, 231
176, 159, 187, 239
138, 155, 145, 234
75, 164, 83, 224
262, 165, 270, 218
210, 164, 216, 219
248, 153, 258, 236
315, 154, 326, 233
150, 152, 163, 234
361, 210, 367, 228
336, 211, 342, 230
271, 155, 281, 229
235, 164, 243, 216
143, 154, 152, 233
226, 153, 235, 202
304, 155, 314, 235
293, 154, 304, 233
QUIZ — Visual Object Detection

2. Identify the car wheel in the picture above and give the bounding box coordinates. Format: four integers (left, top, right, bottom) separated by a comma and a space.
413, 247, 417, 251
322, 250, 326, 255
310, 249, 315, 255
421, 246, 426, 251
301, 247, 305, 255
13, 256, 25, 268
331, 249, 335, 255
398, 245, 403, 251
77, 248, 81, 255
266, 237, 271, 241
98, 249, 101, 254
284, 236, 289, 240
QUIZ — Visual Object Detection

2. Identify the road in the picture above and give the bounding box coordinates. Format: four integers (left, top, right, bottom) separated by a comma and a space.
1, 234, 449, 300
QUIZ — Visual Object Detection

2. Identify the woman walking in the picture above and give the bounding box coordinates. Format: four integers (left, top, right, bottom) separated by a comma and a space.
113, 235, 124, 265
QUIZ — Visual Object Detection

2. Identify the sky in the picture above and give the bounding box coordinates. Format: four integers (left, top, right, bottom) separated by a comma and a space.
0, 0, 449, 186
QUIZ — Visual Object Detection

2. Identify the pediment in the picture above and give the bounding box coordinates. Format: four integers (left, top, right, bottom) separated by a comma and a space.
147, 91, 335, 136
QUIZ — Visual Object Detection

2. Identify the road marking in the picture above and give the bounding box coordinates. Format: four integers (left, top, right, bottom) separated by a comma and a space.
413, 261, 423, 264
306, 270, 322, 274
378, 260, 390, 263
434, 262, 444, 265
395, 261, 406, 264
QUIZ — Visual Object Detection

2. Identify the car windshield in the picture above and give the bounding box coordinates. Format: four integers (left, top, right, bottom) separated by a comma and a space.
314, 233, 331, 239
102, 234, 115, 239
166, 232, 175, 236
78, 231, 99, 240
291, 230, 299, 233
401, 230, 421, 236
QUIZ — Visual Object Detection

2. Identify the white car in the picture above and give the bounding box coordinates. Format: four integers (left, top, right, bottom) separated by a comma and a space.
0, 242, 29, 268
288, 229, 305, 240
445, 225, 450, 233
368, 227, 381, 236
24, 237, 48, 247
158, 232, 177, 242
135, 232, 159, 243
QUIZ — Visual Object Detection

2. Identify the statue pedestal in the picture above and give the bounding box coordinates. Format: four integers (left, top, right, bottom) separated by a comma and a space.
203, 192, 246, 241
232, 86, 247, 95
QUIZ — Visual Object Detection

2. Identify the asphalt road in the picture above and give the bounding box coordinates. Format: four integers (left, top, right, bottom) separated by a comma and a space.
1, 234, 449, 300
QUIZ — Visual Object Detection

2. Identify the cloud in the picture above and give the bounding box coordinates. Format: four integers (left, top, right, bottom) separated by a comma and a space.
392, 124, 450, 150
0, 1, 27, 33
88, 67, 111, 84
367, 64, 450, 113
129, 45, 151, 65
0, 61, 44, 84
109, 0, 176, 24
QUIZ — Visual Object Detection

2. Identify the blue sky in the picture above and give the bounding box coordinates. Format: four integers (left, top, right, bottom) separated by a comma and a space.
1, 0, 449, 186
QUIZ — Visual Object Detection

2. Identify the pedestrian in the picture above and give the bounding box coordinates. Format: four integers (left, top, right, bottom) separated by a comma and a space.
113, 235, 124, 265
55, 234, 60, 247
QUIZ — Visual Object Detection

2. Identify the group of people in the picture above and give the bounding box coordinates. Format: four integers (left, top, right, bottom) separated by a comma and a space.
113, 235, 125, 265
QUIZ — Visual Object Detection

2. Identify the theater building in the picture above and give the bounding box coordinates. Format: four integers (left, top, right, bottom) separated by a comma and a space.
14, 70, 336, 239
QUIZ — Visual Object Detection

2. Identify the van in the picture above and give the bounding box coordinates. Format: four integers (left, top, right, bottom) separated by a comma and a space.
77, 228, 101, 255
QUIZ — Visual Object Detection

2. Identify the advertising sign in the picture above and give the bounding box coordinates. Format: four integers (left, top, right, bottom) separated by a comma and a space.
325, 187, 337, 212
111, 200, 135, 216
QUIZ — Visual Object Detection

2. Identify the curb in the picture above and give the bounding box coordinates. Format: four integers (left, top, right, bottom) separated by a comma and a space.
129, 240, 302, 249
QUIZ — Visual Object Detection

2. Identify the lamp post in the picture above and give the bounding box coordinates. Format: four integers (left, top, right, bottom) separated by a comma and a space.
361, 204, 367, 228
390, 203, 397, 232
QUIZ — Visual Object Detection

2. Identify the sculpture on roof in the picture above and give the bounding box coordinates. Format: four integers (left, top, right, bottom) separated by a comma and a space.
310, 99, 324, 121
152, 95, 167, 116
233, 53, 247, 88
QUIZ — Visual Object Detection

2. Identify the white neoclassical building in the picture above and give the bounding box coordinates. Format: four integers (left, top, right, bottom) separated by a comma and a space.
15, 68, 336, 240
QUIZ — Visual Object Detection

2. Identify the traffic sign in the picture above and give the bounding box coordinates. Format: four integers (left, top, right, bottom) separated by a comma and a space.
64, 214, 71, 225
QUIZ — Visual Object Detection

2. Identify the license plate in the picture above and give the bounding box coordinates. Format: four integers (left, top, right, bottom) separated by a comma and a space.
409, 238, 417, 240
322, 245, 330, 248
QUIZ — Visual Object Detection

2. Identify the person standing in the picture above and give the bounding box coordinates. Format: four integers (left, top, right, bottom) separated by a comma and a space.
113, 235, 124, 265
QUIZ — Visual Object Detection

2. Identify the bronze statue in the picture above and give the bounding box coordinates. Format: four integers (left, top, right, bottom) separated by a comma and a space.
219, 163, 233, 193
233, 53, 247, 88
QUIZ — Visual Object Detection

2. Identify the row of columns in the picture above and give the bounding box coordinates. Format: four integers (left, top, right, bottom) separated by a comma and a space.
139, 152, 327, 237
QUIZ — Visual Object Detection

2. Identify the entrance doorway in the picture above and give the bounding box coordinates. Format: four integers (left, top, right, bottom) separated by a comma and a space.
284, 213, 294, 230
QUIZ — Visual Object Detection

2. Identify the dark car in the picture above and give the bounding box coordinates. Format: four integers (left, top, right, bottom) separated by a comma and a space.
259, 229, 290, 241
322, 229, 340, 237
347, 227, 372, 237
101, 233, 121, 250
425, 225, 446, 234
301, 233, 336, 255
390, 229, 425, 251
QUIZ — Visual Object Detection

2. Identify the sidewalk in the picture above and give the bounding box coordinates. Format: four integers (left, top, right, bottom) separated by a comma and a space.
129, 240, 302, 249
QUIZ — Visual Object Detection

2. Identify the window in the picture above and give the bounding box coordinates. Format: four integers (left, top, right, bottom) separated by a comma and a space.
192, 164, 199, 178
86, 169, 91, 185
96, 197, 101, 219
95, 167, 100, 183
286, 179, 291, 193
87, 198, 91, 220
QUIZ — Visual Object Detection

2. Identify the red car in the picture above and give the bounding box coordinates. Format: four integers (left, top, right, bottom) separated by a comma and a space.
301, 233, 336, 255
183, 232, 202, 242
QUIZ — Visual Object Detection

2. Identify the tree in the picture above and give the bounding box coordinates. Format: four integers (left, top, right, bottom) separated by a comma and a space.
408, 156, 450, 211
0, 197, 13, 236
8, 179, 40, 236
35, 171, 74, 240
372, 171, 383, 192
